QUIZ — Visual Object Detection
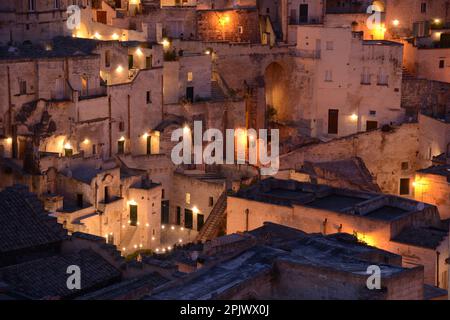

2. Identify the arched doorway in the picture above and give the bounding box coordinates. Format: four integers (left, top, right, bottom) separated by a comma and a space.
264, 62, 288, 126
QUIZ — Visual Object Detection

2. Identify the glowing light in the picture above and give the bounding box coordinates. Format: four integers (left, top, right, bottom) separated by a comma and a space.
412, 182, 417, 188
5, 137, 12, 144
143, 132, 149, 139
122, 247, 126, 251
392, 20, 400, 26
178, 239, 182, 243
134, 244, 138, 249
122, 225, 125, 228
112, 33, 119, 40
161, 225, 165, 229
146, 223, 149, 227
434, 19, 441, 24
83, 138, 89, 144
162, 248, 166, 253
116, 65, 124, 73
183, 126, 190, 134
167, 246, 172, 251
136, 48, 143, 56
119, 136, 126, 141
156, 248, 159, 252
152, 237, 155, 241
64, 142, 72, 149
192, 206, 199, 214
171, 226, 175, 230
139, 244, 143, 248
180, 227, 184, 231
205, 50, 211, 55
161, 38, 170, 48
350, 114, 358, 121
128, 199, 137, 206
94, 32, 102, 39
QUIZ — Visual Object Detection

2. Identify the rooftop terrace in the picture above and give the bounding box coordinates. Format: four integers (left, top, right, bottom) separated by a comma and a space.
233, 178, 431, 222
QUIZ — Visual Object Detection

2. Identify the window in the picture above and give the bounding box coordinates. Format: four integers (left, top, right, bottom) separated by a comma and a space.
366, 121, 378, 131
176, 206, 181, 225
197, 214, 204, 231
128, 55, 134, 69
76, 193, 83, 208
92, 144, 97, 155
146, 56, 152, 69
184, 208, 193, 229
119, 121, 125, 132
325, 70, 333, 82
326, 41, 334, 50
54, 0, 60, 9
19, 80, 27, 95
28, 0, 36, 11
421, 2, 427, 13
130, 204, 138, 226
161, 189, 165, 199
369, 110, 377, 116
185, 192, 191, 204
439, 60, 445, 69
238, 26, 244, 34
161, 200, 169, 224
117, 140, 125, 154
146, 91, 152, 104
361, 67, 371, 84
187, 72, 193, 82
328, 109, 339, 134
377, 70, 389, 85
105, 50, 111, 67
209, 196, 214, 207
401, 162, 409, 170
107, 233, 114, 244
399, 178, 411, 195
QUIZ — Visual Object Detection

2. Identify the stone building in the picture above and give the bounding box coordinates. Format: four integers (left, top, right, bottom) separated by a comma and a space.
145, 222, 427, 300
227, 178, 449, 288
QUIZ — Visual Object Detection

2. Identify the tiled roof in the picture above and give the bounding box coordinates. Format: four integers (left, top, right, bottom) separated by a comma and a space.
0, 249, 121, 299
0, 185, 67, 254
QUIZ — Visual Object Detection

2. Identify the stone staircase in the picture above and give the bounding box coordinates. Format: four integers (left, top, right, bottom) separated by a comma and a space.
195, 192, 227, 243
211, 80, 227, 101
402, 66, 416, 80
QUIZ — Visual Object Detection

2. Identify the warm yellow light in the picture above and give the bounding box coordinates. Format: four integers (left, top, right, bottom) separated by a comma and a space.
161, 225, 165, 229
128, 199, 137, 206
122, 247, 126, 251
64, 142, 72, 149
183, 126, 190, 134
178, 239, 182, 243
350, 113, 358, 121
116, 65, 124, 73
434, 19, 441, 24
392, 19, 400, 26
143, 132, 149, 139
5, 137, 12, 144
205, 50, 211, 55
119, 136, 125, 141
94, 32, 102, 39
136, 48, 143, 56
83, 138, 89, 144
161, 38, 170, 48
192, 206, 199, 214
112, 33, 119, 40
171, 226, 175, 230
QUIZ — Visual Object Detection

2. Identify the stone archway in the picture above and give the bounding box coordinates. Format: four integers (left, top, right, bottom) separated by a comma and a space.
264, 62, 289, 125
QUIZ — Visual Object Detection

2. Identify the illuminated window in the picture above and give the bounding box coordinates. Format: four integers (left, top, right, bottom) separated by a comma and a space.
185, 192, 191, 204
187, 72, 193, 82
